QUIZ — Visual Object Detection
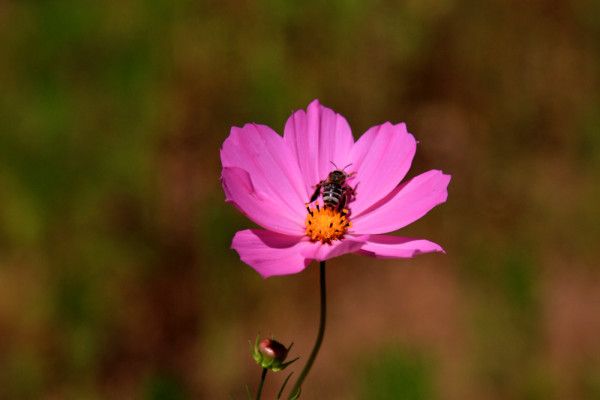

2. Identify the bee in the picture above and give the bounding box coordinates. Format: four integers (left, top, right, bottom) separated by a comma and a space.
308, 163, 356, 212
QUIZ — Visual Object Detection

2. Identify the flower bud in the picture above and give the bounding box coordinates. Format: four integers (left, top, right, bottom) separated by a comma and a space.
251, 336, 298, 372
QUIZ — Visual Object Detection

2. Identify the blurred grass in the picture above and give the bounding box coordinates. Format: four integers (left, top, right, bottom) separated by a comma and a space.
358, 346, 436, 400
0, 0, 599, 398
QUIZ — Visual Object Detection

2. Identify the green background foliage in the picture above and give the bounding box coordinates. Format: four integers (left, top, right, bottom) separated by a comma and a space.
1, 0, 599, 398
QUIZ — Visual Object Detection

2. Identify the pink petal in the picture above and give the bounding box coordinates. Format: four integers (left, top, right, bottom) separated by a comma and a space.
302, 234, 368, 261
349, 122, 416, 215
222, 167, 305, 235
221, 123, 308, 219
232, 230, 368, 278
358, 234, 445, 259
283, 100, 355, 197
351, 170, 451, 234
232, 229, 311, 278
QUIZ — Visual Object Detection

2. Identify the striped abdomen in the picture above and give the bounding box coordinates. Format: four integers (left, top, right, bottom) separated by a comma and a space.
322, 183, 344, 209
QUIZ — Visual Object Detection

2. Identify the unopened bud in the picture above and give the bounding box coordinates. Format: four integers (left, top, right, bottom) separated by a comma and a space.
251, 335, 298, 372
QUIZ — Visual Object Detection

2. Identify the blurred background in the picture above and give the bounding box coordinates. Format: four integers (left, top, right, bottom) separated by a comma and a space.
1, 0, 599, 399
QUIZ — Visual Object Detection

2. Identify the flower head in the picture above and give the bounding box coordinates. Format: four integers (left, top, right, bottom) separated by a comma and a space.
221, 100, 451, 278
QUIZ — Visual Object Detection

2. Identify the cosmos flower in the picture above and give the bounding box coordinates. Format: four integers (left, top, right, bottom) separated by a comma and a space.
221, 100, 451, 278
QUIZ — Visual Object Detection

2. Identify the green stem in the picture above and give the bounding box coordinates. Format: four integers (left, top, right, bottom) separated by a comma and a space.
255, 368, 267, 400
288, 261, 327, 399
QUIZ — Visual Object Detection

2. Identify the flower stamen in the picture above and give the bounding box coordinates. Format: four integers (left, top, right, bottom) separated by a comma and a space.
305, 205, 351, 243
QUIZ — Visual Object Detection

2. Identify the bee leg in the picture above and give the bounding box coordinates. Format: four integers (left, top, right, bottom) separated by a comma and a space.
309, 182, 323, 203
349, 183, 358, 201
338, 194, 347, 213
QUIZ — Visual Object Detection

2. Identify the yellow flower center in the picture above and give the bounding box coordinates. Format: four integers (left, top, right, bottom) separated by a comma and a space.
304, 205, 351, 243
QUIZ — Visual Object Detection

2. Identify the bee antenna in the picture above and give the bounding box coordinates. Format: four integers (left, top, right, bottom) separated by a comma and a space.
329, 161, 339, 169
342, 163, 353, 171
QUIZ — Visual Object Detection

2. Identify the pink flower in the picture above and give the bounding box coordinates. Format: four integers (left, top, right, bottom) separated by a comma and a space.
221, 100, 451, 278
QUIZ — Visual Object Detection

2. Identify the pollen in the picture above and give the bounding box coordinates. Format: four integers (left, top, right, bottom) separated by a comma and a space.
305, 205, 351, 243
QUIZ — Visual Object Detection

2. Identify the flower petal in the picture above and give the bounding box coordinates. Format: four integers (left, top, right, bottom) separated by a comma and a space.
283, 100, 355, 196
232, 229, 311, 278
222, 167, 305, 235
232, 230, 368, 278
358, 234, 445, 259
351, 170, 451, 234
349, 122, 416, 215
302, 235, 368, 261
221, 123, 308, 219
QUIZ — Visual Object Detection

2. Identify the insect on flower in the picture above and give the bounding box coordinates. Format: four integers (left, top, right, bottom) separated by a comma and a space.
308, 162, 356, 212
221, 100, 451, 278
